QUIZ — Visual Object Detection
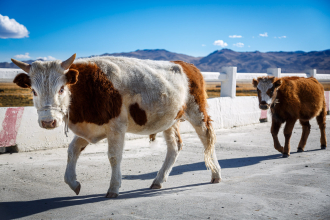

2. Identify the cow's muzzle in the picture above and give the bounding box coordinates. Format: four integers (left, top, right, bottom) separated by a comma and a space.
41, 120, 57, 129
259, 101, 270, 110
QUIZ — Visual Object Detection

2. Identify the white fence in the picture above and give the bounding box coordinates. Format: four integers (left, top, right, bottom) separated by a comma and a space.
1, 67, 330, 98
202, 67, 330, 98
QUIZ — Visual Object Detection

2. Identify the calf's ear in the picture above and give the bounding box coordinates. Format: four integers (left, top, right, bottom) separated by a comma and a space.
252, 78, 258, 88
66, 69, 79, 85
274, 78, 282, 88
13, 73, 31, 88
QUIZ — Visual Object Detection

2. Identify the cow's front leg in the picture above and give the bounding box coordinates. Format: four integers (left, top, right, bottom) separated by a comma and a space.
105, 130, 125, 198
282, 119, 297, 157
271, 118, 284, 154
64, 136, 89, 195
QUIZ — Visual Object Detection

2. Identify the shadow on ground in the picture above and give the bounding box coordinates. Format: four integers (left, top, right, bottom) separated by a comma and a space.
0, 182, 208, 220
0, 149, 323, 219
123, 153, 283, 180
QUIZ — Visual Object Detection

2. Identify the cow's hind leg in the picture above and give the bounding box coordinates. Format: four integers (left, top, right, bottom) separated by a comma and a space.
316, 101, 327, 149
282, 119, 297, 157
297, 120, 311, 152
150, 121, 182, 189
185, 105, 221, 183
64, 136, 89, 195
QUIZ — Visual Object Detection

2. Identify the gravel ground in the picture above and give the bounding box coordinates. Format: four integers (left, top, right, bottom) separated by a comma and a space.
1, 116, 330, 220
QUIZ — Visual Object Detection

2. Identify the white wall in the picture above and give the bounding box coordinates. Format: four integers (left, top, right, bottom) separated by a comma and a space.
0, 97, 267, 152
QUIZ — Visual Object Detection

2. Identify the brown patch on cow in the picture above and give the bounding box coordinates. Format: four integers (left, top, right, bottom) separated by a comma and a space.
68, 63, 122, 125
173, 121, 183, 151
175, 105, 186, 120
149, 134, 156, 142
129, 103, 147, 126
13, 73, 31, 88
171, 61, 212, 127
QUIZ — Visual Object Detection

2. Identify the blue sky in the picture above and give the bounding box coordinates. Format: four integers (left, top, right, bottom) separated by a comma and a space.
0, 0, 330, 62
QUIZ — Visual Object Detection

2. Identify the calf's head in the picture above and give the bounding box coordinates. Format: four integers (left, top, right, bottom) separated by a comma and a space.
252, 76, 282, 110
12, 54, 78, 129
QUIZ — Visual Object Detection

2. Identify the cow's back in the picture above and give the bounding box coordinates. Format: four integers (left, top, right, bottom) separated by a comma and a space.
74, 57, 190, 134
275, 77, 324, 120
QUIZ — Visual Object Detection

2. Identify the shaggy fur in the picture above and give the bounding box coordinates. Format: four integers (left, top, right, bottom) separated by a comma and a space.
172, 61, 211, 125
68, 63, 122, 125
253, 76, 327, 156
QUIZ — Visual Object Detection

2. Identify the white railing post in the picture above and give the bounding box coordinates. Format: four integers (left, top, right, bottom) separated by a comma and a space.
305, 69, 317, 78
267, 68, 281, 78
220, 66, 237, 98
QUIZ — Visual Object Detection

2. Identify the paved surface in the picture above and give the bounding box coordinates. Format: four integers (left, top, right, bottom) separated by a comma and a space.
1, 116, 330, 220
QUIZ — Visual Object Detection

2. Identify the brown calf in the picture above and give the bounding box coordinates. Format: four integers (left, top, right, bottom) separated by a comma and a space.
253, 76, 327, 157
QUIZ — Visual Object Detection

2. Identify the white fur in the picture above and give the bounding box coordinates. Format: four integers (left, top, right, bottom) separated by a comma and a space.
257, 80, 274, 104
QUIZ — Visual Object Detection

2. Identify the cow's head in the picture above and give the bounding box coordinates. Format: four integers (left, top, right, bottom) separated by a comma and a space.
252, 76, 282, 110
12, 54, 78, 129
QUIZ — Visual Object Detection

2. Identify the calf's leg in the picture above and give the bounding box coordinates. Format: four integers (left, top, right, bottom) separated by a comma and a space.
282, 119, 297, 157
271, 119, 284, 153
64, 136, 89, 195
297, 120, 311, 152
150, 121, 182, 189
316, 101, 327, 149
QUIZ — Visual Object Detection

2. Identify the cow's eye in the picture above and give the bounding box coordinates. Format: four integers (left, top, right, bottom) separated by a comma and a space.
59, 86, 65, 95
32, 89, 37, 96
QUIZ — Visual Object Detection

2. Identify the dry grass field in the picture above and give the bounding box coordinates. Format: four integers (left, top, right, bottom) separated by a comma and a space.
0, 82, 330, 107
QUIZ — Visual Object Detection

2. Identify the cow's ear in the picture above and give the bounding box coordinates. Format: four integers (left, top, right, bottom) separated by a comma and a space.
66, 69, 79, 85
252, 78, 258, 88
274, 78, 282, 88
13, 73, 31, 88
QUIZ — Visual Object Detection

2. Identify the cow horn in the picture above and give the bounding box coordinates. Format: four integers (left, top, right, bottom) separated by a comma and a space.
61, 53, 76, 70
11, 59, 31, 73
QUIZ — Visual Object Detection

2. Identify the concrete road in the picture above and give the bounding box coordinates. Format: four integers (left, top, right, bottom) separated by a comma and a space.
1, 117, 330, 220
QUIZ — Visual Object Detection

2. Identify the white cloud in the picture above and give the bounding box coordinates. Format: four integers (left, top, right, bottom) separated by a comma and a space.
259, 32, 268, 37
213, 40, 228, 47
37, 56, 57, 61
202, 44, 206, 46
229, 35, 242, 38
233, 42, 244, 47
14, 53, 31, 59
278, 36, 287, 39
0, 14, 29, 39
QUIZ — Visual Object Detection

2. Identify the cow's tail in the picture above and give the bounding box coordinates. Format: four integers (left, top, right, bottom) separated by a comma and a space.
203, 118, 218, 173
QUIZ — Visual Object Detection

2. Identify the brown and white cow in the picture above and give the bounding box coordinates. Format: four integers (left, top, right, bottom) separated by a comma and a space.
253, 76, 327, 157
11, 54, 221, 198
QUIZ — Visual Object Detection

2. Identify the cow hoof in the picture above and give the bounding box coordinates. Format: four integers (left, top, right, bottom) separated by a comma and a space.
321, 145, 327, 150
105, 192, 118, 198
282, 154, 290, 158
297, 148, 304, 152
74, 183, 81, 195
211, 178, 221, 183
150, 183, 162, 189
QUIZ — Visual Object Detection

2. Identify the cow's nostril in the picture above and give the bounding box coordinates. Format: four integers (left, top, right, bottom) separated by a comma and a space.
41, 120, 56, 128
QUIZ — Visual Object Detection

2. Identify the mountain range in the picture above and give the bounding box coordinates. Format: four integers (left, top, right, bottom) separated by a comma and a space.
2, 49, 330, 73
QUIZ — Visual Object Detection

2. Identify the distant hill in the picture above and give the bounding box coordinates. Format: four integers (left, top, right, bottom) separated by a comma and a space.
2, 49, 330, 73
196, 49, 330, 73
